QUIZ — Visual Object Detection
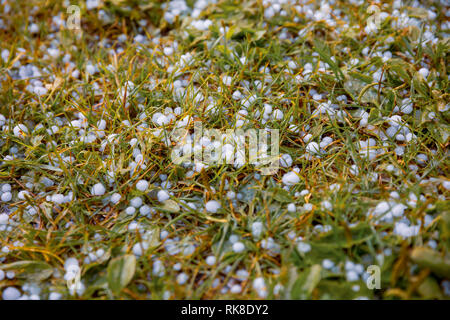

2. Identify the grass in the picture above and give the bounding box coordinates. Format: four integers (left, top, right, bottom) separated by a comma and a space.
0, 0, 449, 300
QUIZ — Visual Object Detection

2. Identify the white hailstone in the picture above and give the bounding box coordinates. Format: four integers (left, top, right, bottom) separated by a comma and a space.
0, 269, 4, 281
442, 181, 450, 190
163, 47, 173, 55
71, 69, 80, 78
49, 292, 62, 300
136, 179, 149, 192
322, 259, 334, 269
64, 263, 80, 281
235, 119, 244, 127
110, 193, 121, 204
416, 154, 428, 165
400, 99, 413, 114
2, 287, 21, 300
226, 191, 236, 199
205, 200, 221, 213
272, 109, 284, 120
232, 241, 245, 253
280, 154, 293, 167
349, 164, 359, 175
321, 200, 333, 211
18, 190, 29, 200
320, 136, 333, 148
374, 201, 390, 215
85, 64, 96, 75
300, 189, 309, 196
91, 183, 105, 196
263, 103, 272, 115
132, 242, 148, 256
306, 141, 320, 154
230, 284, 242, 294
96, 249, 105, 258
287, 203, 296, 212
129, 138, 138, 147
346, 270, 359, 282
428, 112, 436, 120
157, 190, 170, 202
135, 153, 144, 163
64, 258, 79, 271
2, 184, 11, 192
205, 256, 216, 266
354, 264, 364, 274
156, 114, 170, 126
303, 133, 313, 143
222, 75, 232, 86
183, 243, 196, 256
352, 285, 360, 292
393, 222, 420, 238
251, 221, 263, 238
86, 0, 100, 10
418, 68, 429, 78
139, 205, 152, 216
93, 119, 106, 131
345, 261, 355, 271
174, 107, 182, 115
303, 203, 313, 212
282, 171, 300, 185
296, 242, 311, 253
173, 263, 182, 271
232, 90, 242, 100
13, 124, 29, 138
160, 230, 169, 240
125, 207, 136, 215
390, 191, 400, 199
1, 192, 12, 202
48, 48, 60, 59
252, 277, 267, 298
28, 23, 39, 34
130, 197, 143, 208
0, 213, 8, 224
176, 273, 189, 285
288, 60, 297, 70
128, 221, 140, 231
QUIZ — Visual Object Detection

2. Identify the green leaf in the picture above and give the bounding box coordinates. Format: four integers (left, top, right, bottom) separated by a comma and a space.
410, 247, 450, 278
313, 39, 344, 81
348, 71, 373, 84
357, 82, 379, 105
253, 30, 266, 41
440, 211, 450, 249
417, 277, 443, 299
316, 223, 374, 248
317, 280, 372, 299
407, 7, 429, 19
344, 77, 377, 105
1, 260, 53, 282
428, 123, 450, 144
161, 199, 180, 213
412, 73, 430, 98
268, 187, 293, 203
387, 58, 412, 82
145, 227, 161, 249
107, 254, 136, 295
